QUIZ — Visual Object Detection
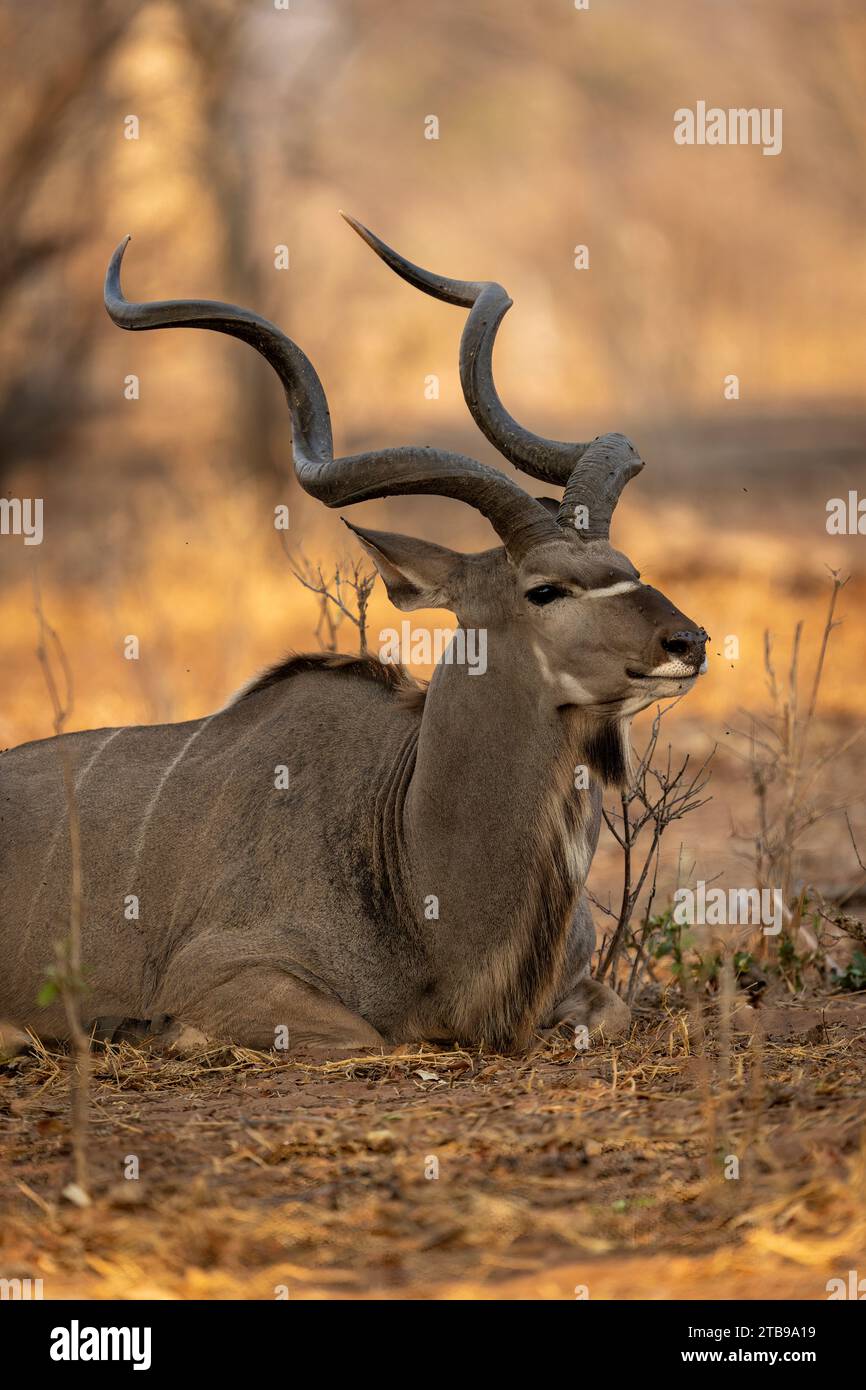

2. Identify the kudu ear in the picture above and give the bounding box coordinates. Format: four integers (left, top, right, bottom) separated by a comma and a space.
343, 520, 468, 612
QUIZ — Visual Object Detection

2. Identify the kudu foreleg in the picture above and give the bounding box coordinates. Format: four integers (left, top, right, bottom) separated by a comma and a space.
543, 977, 631, 1042
541, 898, 631, 1042
149, 962, 385, 1054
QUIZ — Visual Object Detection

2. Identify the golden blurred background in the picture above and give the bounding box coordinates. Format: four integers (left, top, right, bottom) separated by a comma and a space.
0, 0, 864, 752
4, 5, 866, 1303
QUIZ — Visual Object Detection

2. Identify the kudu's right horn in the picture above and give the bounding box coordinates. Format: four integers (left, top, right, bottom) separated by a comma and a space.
340, 214, 643, 541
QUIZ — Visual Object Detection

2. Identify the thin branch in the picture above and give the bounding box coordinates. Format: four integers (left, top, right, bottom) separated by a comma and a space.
31, 571, 90, 1200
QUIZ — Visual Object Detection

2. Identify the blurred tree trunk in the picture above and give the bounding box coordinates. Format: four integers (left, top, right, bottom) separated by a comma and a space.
174, 0, 362, 491
0, 0, 143, 483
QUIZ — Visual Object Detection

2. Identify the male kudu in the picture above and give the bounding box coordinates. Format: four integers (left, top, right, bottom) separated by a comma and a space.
0, 218, 707, 1051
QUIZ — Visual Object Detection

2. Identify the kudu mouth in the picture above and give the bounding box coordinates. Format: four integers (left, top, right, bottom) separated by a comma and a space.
626, 657, 708, 683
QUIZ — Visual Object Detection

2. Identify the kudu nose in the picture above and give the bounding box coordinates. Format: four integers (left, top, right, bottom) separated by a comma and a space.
660, 628, 708, 667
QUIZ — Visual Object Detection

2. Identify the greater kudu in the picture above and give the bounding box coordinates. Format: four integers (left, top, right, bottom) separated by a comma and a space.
0, 218, 707, 1052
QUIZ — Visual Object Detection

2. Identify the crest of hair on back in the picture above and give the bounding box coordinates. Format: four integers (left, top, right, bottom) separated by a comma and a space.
231, 652, 428, 711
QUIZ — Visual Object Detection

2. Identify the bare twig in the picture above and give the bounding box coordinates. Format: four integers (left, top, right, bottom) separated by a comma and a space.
32, 572, 90, 1199
280, 536, 376, 655
598, 702, 714, 989
730, 570, 856, 976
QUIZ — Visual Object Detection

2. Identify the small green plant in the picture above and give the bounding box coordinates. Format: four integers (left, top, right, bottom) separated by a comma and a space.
647, 908, 694, 983
36, 951, 87, 1009
36, 970, 60, 1009
646, 909, 757, 994
776, 932, 804, 991
833, 949, 866, 993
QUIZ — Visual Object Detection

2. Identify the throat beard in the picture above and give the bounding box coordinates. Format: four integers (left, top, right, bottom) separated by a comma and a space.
580, 716, 631, 789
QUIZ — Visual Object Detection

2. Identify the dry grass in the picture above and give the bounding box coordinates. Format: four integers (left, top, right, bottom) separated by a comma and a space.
2, 994, 865, 1300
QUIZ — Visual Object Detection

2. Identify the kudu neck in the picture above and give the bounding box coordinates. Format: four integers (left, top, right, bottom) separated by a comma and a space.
403, 634, 612, 916
400, 633, 615, 1047
407, 632, 625, 824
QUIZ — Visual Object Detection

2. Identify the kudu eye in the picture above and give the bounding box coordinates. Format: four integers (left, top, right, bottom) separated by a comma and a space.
525, 584, 569, 606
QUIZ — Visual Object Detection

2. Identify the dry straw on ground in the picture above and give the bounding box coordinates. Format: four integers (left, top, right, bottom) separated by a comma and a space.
2, 994, 865, 1300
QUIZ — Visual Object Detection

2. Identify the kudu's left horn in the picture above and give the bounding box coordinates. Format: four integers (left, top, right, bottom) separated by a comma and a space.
104, 235, 561, 562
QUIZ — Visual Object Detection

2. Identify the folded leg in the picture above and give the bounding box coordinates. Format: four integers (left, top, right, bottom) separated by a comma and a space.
149, 963, 386, 1052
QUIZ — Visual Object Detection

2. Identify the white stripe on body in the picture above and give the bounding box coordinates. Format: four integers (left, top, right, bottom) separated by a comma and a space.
25, 726, 125, 933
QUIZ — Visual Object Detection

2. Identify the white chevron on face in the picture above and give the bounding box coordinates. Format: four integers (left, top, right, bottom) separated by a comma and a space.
583, 580, 640, 600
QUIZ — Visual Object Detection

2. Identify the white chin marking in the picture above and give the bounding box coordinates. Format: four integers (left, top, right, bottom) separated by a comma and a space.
584, 580, 640, 600
557, 672, 594, 703
620, 694, 654, 715
646, 661, 697, 679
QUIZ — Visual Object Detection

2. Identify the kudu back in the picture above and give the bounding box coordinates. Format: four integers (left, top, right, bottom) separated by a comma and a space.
0, 218, 707, 1052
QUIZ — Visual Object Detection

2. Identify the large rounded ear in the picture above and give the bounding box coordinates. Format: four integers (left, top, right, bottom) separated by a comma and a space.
342, 520, 468, 612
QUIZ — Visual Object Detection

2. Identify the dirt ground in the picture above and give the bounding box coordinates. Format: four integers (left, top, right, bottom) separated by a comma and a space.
2, 986, 865, 1301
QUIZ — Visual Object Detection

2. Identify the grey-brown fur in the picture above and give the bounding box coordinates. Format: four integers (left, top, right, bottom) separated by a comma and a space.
1, 543, 702, 1052
0, 220, 709, 1052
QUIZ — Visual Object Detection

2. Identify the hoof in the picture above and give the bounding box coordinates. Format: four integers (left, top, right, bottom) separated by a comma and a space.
547, 978, 631, 1044
0, 1021, 31, 1062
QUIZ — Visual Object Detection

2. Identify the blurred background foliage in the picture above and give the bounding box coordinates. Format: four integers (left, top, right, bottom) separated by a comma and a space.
0, 0, 864, 747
